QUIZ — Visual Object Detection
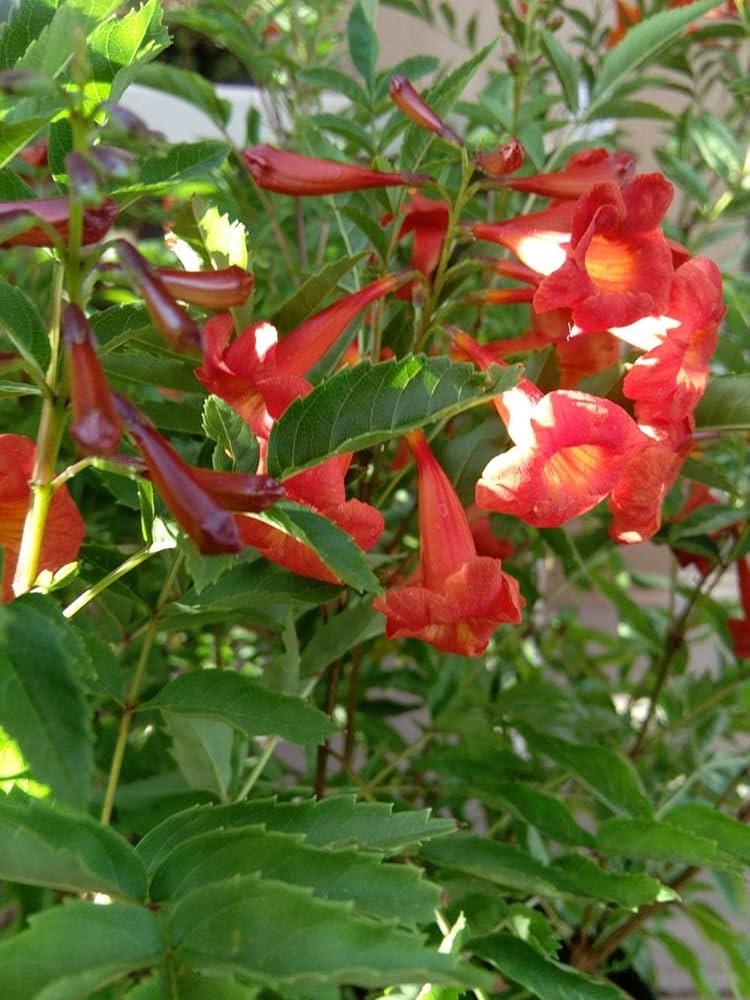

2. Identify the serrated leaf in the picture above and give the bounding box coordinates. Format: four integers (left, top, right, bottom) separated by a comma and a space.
165, 713, 234, 801
202, 394, 259, 473
90, 303, 151, 345
0, 899, 162, 1000
149, 825, 439, 924
86, 0, 168, 105
0, 596, 92, 810
267, 355, 520, 478
270, 253, 366, 333
487, 781, 595, 847
0, 274, 50, 376
0, 795, 148, 900
115, 140, 230, 199
124, 972, 259, 999
521, 728, 653, 819
592, 0, 718, 106
540, 29, 578, 112
0, 0, 57, 71
136, 62, 232, 127
251, 501, 381, 594
298, 66, 370, 107
596, 817, 731, 868
695, 374, 750, 430
169, 876, 489, 988
142, 670, 335, 746
137, 796, 455, 871
340, 204, 389, 260
101, 351, 202, 393
348, 2, 379, 89
662, 804, 750, 866
13, 0, 121, 76
473, 933, 624, 1000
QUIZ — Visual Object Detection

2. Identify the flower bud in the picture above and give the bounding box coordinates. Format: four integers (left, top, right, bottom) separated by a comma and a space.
245, 145, 430, 196
117, 241, 202, 351
0, 197, 117, 248
158, 266, 255, 309
473, 139, 525, 177
63, 304, 122, 456
389, 75, 462, 146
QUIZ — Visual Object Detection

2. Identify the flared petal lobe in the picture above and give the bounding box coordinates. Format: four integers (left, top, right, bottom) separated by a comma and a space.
0, 435, 84, 601
495, 149, 636, 199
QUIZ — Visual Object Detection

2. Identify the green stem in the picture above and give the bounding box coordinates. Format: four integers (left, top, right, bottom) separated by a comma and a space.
100, 552, 184, 825
63, 540, 175, 620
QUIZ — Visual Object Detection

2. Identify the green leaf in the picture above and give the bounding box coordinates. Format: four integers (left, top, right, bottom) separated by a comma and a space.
0, 0, 57, 71
420, 836, 562, 897
298, 66, 370, 107
267, 355, 520, 479
592, 0, 718, 106
488, 781, 595, 847
136, 61, 231, 127
252, 501, 381, 594
90, 303, 151, 345
668, 502, 750, 541
165, 713, 234, 801
0, 596, 92, 810
125, 972, 260, 999
137, 796, 455, 871
655, 931, 719, 999
0, 899, 162, 1000
202, 394, 259, 473
540, 29, 578, 112
270, 253, 366, 333
596, 817, 731, 868
101, 351, 202, 393
85, 0, 168, 105
662, 804, 750, 866
0, 795, 148, 900
115, 140, 230, 199
399, 40, 496, 170
142, 670, 335, 746
348, 2, 379, 89
300, 601, 382, 676
695, 375, 750, 430
340, 205, 389, 260
169, 876, 489, 988
473, 933, 625, 1000
13, 0, 122, 77
0, 274, 50, 376
548, 854, 673, 908
150, 825, 439, 924
0, 115, 52, 169
521, 729, 652, 819
687, 902, 750, 996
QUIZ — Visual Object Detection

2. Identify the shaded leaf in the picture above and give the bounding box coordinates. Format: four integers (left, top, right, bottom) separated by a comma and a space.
202, 394, 259, 473
0, 899, 162, 1000
0, 115, 53, 169
169, 876, 489, 988
115, 140, 230, 198
473, 933, 624, 1000
596, 817, 732, 868
298, 66, 370, 107
541, 29, 578, 112
136, 62, 232, 127
0, 596, 92, 810
165, 713, 234, 801
0, 275, 50, 376
300, 601, 383, 676
270, 253, 366, 333
420, 836, 561, 897
267, 355, 520, 478
0, 795, 147, 900
548, 854, 673, 909
137, 795, 455, 871
695, 375, 750, 430
142, 670, 335, 746
348, 2, 378, 89
662, 804, 750, 866
487, 780, 595, 847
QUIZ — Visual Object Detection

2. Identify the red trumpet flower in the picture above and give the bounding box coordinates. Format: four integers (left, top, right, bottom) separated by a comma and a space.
389, 75, 462, 145
157, 266, 255, 309
0, 435, 85, 601
0, 197, 117, 248
727, 558, 750, 659
117, 241, 202, 352
373, 431, 523, 656
63, 305, 122, 456
245, 145, 429, 196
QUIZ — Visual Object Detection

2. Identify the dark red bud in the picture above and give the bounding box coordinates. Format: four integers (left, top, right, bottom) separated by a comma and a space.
0, 197, 117, 248
63, 304, 122, 456
473, 140, 525, 177
244, 145, 430, 196
157, 266, 255, 309
188, 468, 285, 512
89, 143, 136, 178
117, 241, 202, 351
389, 75, 463, 146
113, 393, 242, 555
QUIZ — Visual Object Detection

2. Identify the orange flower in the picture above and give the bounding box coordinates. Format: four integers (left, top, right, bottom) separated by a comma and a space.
244, 145, 428, 196
607, 0, 642, 48
0, 435, 85, 601
373, 431, 523, 656
607, 433, 689, 544
393, 196, 450, 300
492, 149, 636, 199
